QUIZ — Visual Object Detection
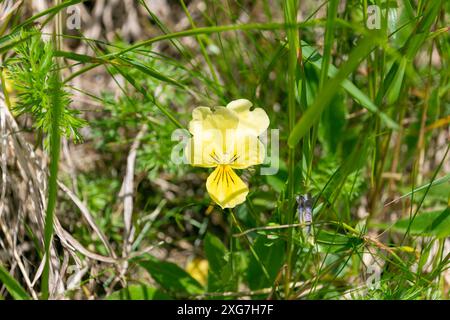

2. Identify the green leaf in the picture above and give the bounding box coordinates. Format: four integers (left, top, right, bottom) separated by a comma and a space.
385, 173, 450, 206
102, 22, 308, 59
0, 0, 87, 46
289, 33, 384, 148
315, 230, 363, 253
393, 208, 450, 238
300, 40, 398, 130
377, 0, 442, 105
120, 57, 186, 89
54, 50, 108, 64
204, 233, 235, 293
112, 65, 184, 129
204, 233, 227, 277
0, 264, 31, 300
319, 93, 347, 154
136, 255, 203, 296
247, 235, 285, 290
386, 58, 407, 105
106, 284, 172, 300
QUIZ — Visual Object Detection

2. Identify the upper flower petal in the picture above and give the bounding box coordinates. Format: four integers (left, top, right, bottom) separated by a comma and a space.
226, 99, 269, 136
186, 99, 269, 169
206, 165, 249, 209
189, 106, 238, 136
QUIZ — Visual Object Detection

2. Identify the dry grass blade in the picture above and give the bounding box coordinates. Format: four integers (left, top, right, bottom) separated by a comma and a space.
57, 180, 117, 259
120, 124, 148, 257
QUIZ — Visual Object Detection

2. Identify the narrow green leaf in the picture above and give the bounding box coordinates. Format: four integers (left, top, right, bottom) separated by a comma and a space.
0, 264, 31, 300
384, 173, 450, 206
55, 50, 188, 91
112, 65, 184, 129
204, 233, 227, 277
136, 255, 203, 296
54, 50, 107, 64
0, 0, 87, 46
102, 22, 306, 59
319, 0, 338, 88
247, 235, 285, 291
204, 233, 235, 293
386, 58, 407, 105
316, 230, 363, 253
106, 284, 172, 300
393, 208, 450, 238
288, 33, 384, 148
377, 0, 443, 105
301, 41, 398, 130
119, 57, 186, 89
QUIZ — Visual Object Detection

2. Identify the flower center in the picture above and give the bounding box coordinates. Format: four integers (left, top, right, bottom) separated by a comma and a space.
209, 150, 239, 165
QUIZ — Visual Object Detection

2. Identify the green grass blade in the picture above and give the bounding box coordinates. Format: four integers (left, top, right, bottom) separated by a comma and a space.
0, 264, 31, 300
319, 0, 338, 88
112, 65, 185, 129
393, 208, 450, 238
300, 41, 398, 130
288, 32, 384, 148
384, 173, 450, 207
0, 0, 86, 46
102, 22, 304, 59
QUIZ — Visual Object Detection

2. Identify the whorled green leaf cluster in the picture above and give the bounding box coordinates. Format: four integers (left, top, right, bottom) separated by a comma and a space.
6, 30, 86, 146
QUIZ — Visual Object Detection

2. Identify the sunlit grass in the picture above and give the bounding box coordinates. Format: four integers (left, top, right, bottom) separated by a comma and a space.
0, 0, 448, 300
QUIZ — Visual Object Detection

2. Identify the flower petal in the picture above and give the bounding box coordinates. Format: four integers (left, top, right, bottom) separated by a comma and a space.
228, 133, 266, 169
184, 137, 218, 167
226, 99, 269, 136
189, 106, 238, 136
188, 107, 212, 135
206, 165, 249, 209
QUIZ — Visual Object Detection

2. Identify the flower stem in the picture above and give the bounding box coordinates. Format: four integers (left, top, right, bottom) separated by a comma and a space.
41, 0, 63, 300
284, 0, 299, 299
228, 209, 271, 283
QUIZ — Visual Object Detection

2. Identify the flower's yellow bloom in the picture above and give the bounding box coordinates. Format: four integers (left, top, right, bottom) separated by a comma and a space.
186, 258, 208, 286
1, 69, 16, 107
186, 99, 269, 209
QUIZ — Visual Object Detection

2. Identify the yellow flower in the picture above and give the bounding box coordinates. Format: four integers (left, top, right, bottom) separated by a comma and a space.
1, 69, 16, 107
186, 258, 209, 286
185, 99, 269, 209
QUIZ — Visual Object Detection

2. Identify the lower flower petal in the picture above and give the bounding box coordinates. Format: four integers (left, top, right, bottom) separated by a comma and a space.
206, 165, 249, 209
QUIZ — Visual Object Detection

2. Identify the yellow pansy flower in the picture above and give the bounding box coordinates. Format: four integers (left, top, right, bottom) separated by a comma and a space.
185, 99, 269, 209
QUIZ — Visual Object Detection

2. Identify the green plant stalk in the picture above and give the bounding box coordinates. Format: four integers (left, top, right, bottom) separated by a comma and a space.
41, 1, 63, 299
41, 71, 62, 300
103, 22, 305, 59
308, 0, 338, 187
228, 209, 271, 283
139, 0, 195, 64
319, 0, 338, 89
369, 0, 388, 216
180, 0, 219, 84
284, 0, 299, 299
401, 144, 449, 244
288, 32, 383, 147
